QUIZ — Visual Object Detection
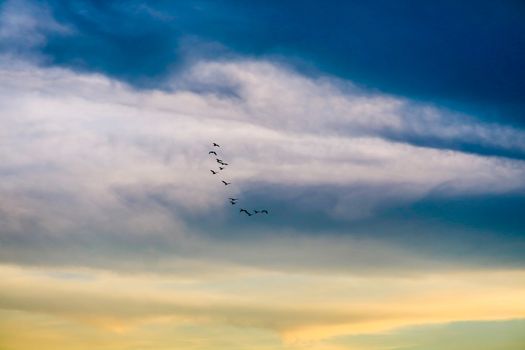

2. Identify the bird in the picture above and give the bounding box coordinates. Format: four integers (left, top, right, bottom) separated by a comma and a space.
213, 143, 220, 147
222, 180, 231, 185
229, 200, 237, 205
254, 210, 260, 214
228, 198, 238, 201
221, 162, 229, 166
216, 158, 223, 163
210, 170, 218, 175
209, 151, 217, 155
261, 210, 269, 214
219, 166, 225, 170
240, 209, 252, 216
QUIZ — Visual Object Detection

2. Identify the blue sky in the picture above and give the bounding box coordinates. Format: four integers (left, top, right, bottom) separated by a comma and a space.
30, 1, 525, 124
0, 1, 524, 349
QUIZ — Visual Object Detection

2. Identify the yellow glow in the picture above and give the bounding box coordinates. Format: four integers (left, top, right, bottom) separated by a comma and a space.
1, 264, 525, 349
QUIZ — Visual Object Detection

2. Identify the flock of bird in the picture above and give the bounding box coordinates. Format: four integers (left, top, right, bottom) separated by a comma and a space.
208, 142, 269, 217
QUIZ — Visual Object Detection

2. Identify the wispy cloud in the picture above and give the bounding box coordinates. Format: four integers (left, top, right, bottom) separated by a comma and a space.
0, 0, 71, 59
1, 57, 524, 275
1, 264, 525, 344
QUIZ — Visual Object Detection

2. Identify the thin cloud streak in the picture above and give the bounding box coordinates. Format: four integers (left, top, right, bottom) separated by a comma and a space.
0, 264, 524, 343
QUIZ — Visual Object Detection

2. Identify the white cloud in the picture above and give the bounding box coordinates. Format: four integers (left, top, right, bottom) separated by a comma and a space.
0, 57, 524, 274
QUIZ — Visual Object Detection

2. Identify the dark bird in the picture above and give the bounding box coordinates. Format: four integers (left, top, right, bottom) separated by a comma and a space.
209, 151, 217, 155
254, 210, 260, 214
228, 198, 238, 201
261, 210, 269, 214
222, 180, 231, 186
221, 162, 229, 166
210, 170, 218, 175
216, 159, 223, 163
213, 143, 220, 147
240, 209, 252, 216
219, 167, 225, 170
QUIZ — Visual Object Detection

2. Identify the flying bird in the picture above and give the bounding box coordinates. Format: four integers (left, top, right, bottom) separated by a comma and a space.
240, 209, 252, 216
213, 143, 220, 147
228, 198, 238, 201
219, 167, 225, 170
222, 180, 231, 186
216, 159, 223, 163
261, 210, 269, 214
209, 151, 217, 155
210, 170, 218, 175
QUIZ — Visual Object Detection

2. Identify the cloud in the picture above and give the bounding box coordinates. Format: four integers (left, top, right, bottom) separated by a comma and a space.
0, 0, 71, 59
2, 1, 524, 125
0, 264, 525, 345
0, 57, 524, 275
1, 3, 523, 349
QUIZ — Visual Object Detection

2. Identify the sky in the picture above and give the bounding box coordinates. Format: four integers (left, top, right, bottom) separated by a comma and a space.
0, 1, 524, 349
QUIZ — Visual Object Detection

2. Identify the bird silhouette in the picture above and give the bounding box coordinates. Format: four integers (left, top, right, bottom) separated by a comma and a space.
240, 209, 252, 216
206, 142, 270, 216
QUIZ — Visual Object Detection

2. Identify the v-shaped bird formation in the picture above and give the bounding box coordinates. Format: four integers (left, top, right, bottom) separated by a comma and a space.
208, 142, 269, 217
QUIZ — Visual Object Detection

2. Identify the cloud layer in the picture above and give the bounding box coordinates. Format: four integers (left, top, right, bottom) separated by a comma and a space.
1, 57, 524, 276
